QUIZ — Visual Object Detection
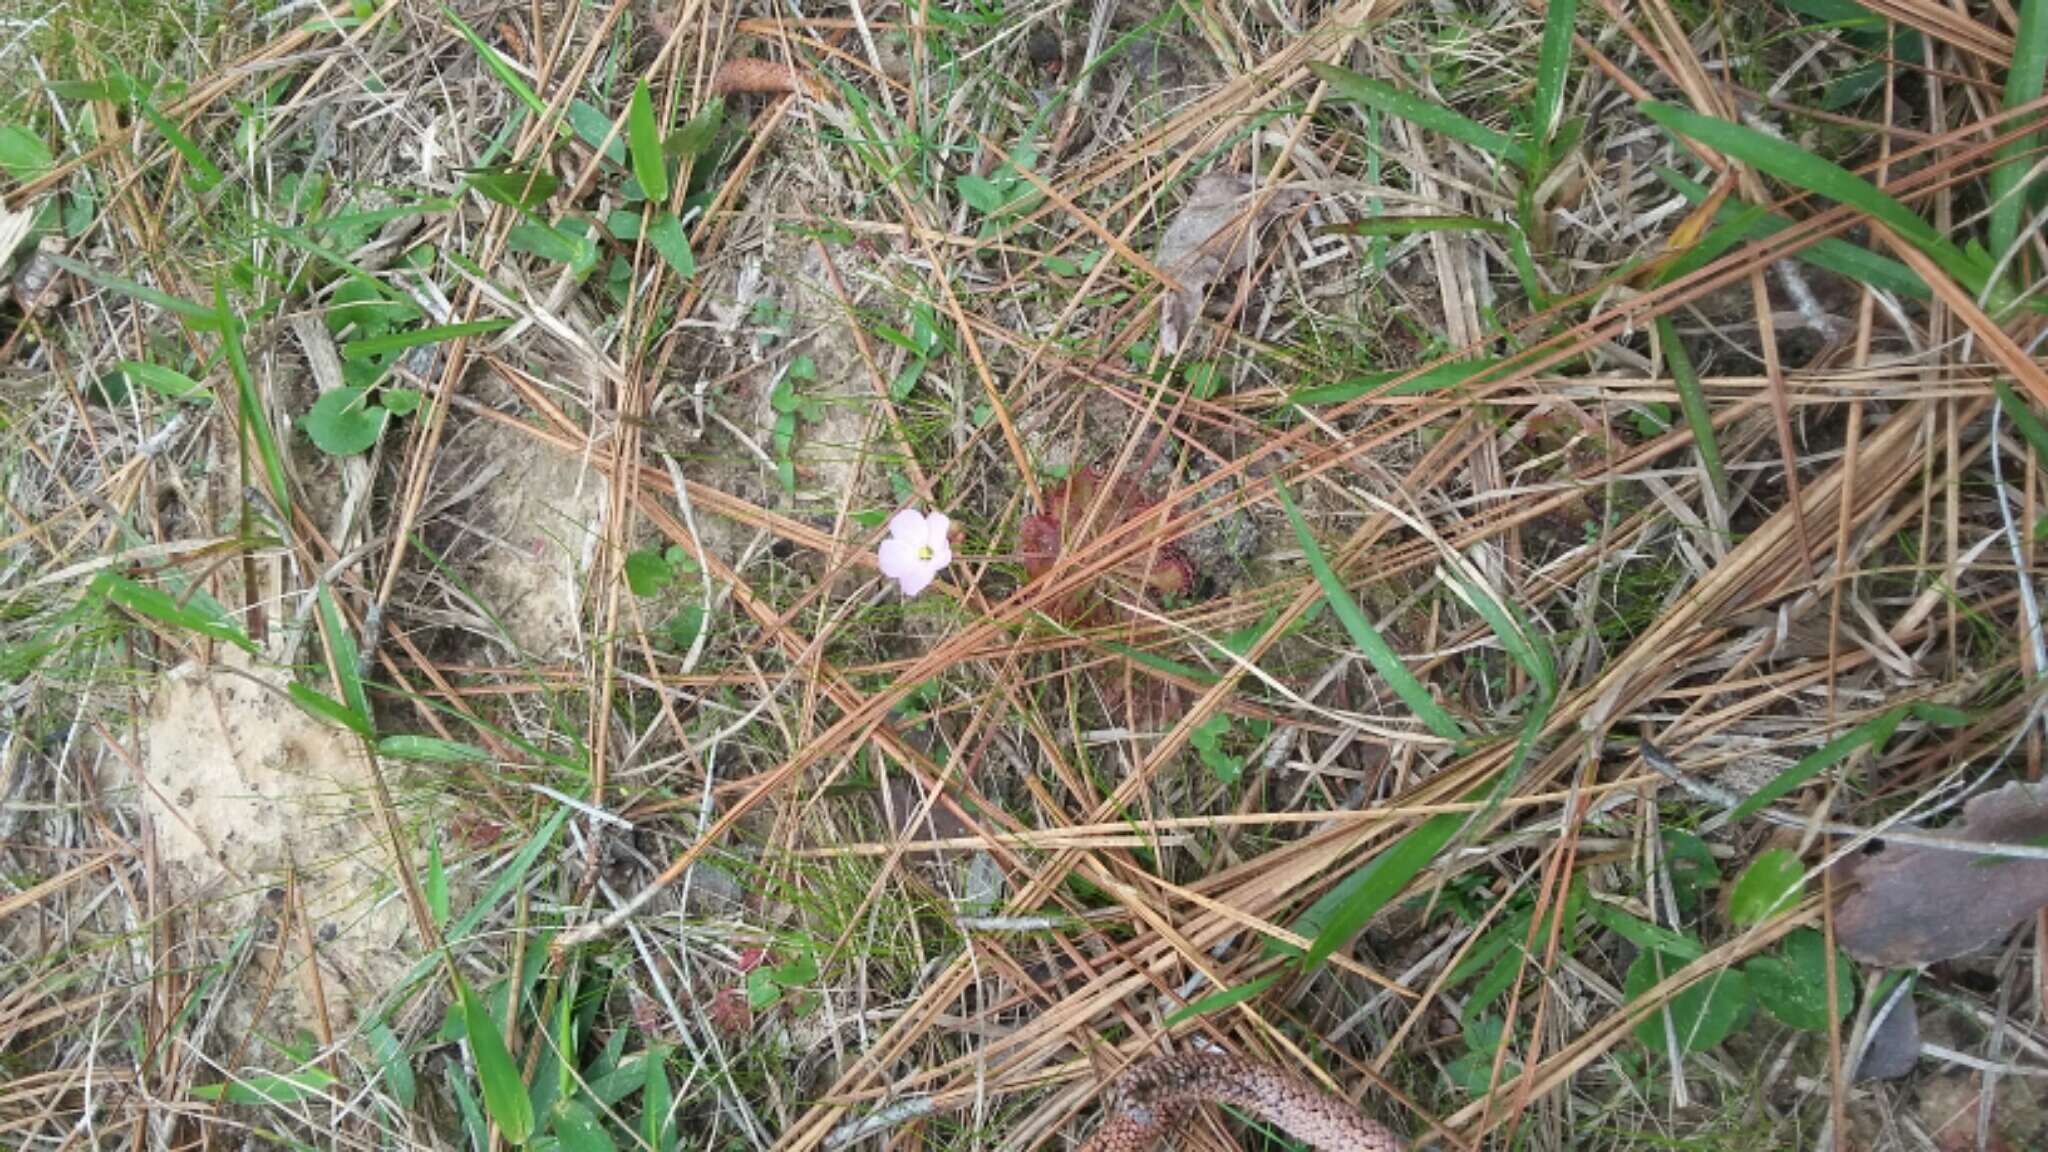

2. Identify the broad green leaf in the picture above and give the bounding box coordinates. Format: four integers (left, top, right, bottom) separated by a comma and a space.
0, 122, 54, 179
1728, 848, 1804, 925
464, 163, 559, 210
629, 79, 668, 204
624, 549, 671, 596
367, 1021, 418, 1108
567, 99, 629, 165
1746, 928, 1855, 1031
553, 1099, 617, 1152
643, 211, 695, 279
454, 968, 534, 1145
1275, 483, 1463, 740
302, 386, 389, 455
644, 1048, 674, 1152
1626, 951, 1752, 1053
666, 100, 724, 160
1312, 61, 1533, 170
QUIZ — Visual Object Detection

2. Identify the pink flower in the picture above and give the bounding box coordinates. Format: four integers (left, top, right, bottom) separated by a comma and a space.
878, 508, 952, 597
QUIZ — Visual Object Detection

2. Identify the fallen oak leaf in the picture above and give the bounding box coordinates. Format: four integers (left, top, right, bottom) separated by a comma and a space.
1154, 171, 1296, 356
1833, 780, 2048, 966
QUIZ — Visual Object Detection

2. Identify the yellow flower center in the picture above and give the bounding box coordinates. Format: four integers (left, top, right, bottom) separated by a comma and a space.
916, 545, 934, 562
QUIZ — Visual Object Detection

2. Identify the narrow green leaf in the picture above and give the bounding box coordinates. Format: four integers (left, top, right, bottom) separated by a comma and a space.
425, 836, 449, 929
1312, 61, 1533, 170
47, 254, 218, 322
315, 585, 368, 720
629, 79, 668, 204
553, 1100, 617, 1152
342, 318, 512, 361
216, 287, 293, 515
1639, 101, 1981, 292
567, 100, 628, 165
92, 571, 256, 652
1655, 167, 1928, 299
443, 7, 548, 120
139, 100, 224, 190
1730, 706, 1908, 821
1530, 0, 1581, 148
1166, 970, 1283, 1025
454, 968, 534, 1145
190, 1069, 337, 1105
1289, 357, 1499, 408
288, 682, 373, 736
1589, 903, 1703, 960
1298, 803, 1470, 971
117, 360, 208, 401
1274, 483, 1463, 741
666, 100, 724, 160
643, 211, 695, 279
379, 735, 494, 764
1991, 0, 2048, 258
1655, 317, 1728, 508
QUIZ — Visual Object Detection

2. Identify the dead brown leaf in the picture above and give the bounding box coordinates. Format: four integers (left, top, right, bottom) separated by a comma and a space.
1154, 172, 1292, 356
1834, 781, 2048, 966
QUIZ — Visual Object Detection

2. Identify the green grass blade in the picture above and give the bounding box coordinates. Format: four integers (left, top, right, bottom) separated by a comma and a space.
1293, 783, 1491, 971
91, 571, 257, 653
1531, 0, 1581, 148
1654, 167, 1929, 299
138, 100, 224, 190
1324, 215, 1511, 240
1275, 483, 1464, 740
47, 255, 218, 322
628, 78, 668, 203
1166, 970, 1283, 1024
1993, 0, 2048, 258
1312, 62, 1534, 170
1289, 356, 1500, 408
1730, 702, 1970, 823
217, 286, 293, 516
1639, 101, 1983, 292
443, 7, 548, 122
341, 317, 513, 361
1996, 381, 2048, 469
454, 968, 534, 1145
1655, 317, 1729, 508
643, 211, 695, 279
